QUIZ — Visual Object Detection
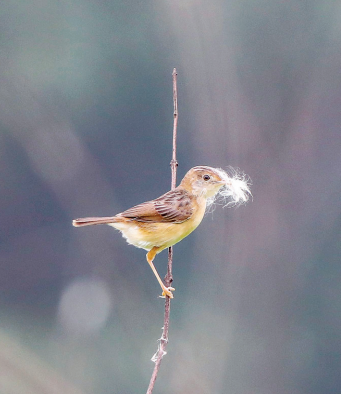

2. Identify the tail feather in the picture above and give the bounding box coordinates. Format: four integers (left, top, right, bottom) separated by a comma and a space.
72, 216, 117, 227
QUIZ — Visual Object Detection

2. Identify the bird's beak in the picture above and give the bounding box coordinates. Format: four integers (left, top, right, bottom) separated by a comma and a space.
217, 179, 231, 186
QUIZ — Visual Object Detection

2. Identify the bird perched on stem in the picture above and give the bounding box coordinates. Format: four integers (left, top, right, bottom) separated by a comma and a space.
73, 166, 251, 298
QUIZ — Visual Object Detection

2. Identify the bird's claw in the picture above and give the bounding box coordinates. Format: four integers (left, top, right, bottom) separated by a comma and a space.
160, 287, 175, 299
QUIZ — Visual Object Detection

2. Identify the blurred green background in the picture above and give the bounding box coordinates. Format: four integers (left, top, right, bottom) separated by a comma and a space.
1, 1, 341, 393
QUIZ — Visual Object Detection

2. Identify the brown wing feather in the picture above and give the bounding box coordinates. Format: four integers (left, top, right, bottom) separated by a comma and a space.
119, 188, 193, 223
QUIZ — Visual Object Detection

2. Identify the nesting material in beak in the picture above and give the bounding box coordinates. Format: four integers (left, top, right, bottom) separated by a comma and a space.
208, 167, 252, 208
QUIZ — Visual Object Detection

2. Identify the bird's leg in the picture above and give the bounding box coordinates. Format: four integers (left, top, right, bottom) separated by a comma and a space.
146, 247, 175, 299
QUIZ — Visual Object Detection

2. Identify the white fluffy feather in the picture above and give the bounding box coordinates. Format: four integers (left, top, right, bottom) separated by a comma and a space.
207, 166, 252, 208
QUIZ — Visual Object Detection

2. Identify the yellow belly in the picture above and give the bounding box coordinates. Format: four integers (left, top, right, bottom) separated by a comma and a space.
109, 198, 206, 252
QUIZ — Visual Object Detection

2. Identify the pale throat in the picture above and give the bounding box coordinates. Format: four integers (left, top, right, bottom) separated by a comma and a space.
191, 182, 223, 199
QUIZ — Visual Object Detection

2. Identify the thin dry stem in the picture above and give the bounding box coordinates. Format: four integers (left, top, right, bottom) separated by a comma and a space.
146, 68, 178, 394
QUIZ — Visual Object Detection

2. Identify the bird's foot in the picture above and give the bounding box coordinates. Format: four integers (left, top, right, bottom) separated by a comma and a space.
160, 287, 175, 299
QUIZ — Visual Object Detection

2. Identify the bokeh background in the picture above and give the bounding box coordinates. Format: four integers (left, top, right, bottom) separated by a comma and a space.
1, 1, 341, 393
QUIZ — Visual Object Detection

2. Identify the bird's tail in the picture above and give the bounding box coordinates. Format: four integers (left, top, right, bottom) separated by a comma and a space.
72, 216, 117, 227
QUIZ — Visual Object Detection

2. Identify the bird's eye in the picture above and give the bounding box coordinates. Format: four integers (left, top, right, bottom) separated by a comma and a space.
203, 174, 211, 181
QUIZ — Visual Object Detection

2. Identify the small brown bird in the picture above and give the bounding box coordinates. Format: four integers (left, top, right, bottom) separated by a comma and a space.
73, 166, 250, 298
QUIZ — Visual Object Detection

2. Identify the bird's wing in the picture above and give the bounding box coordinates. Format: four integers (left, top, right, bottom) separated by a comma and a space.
119, 189, 194, 223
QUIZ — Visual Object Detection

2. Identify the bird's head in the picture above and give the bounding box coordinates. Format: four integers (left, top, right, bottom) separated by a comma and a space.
180, 166, 251, 205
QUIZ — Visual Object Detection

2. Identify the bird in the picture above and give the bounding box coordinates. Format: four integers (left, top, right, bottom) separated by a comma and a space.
73, 166, 251, 298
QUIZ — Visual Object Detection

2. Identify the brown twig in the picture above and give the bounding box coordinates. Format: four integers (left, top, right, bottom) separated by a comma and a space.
146, 68, 178, 394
